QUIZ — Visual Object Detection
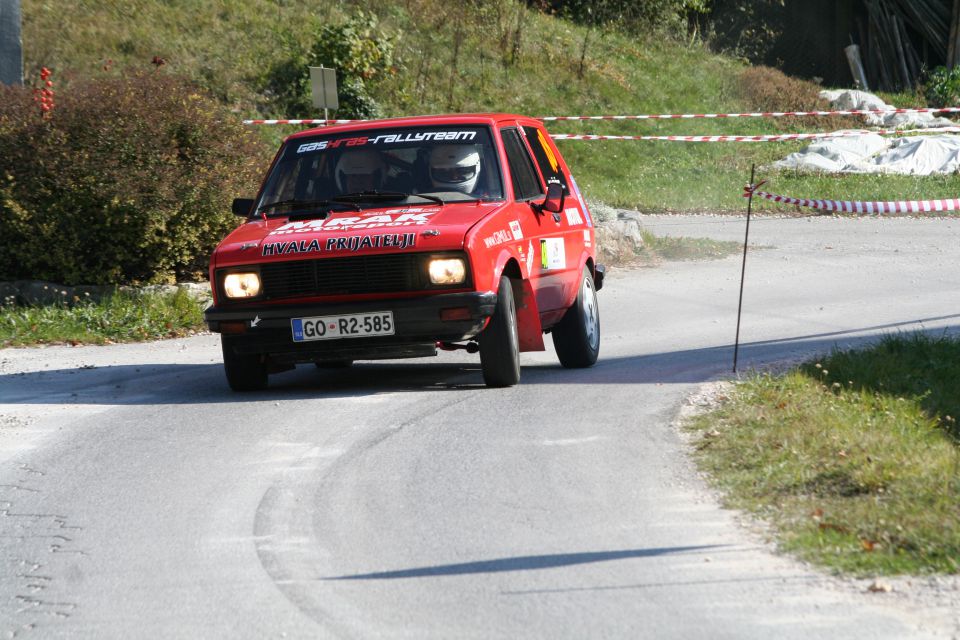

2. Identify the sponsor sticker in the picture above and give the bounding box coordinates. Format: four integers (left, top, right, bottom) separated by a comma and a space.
326, 233, 416, 252
564, 207, 583, 226
296, 130, 477, 154
269, 212, 436, 235
526, 240, 534, 276
584, 229, 592, 247
540, 237, 566, 271
509, 220, 523, 240
483, 229, 513, 249
261, 238, 321, 257
569, 175, 593, 228
261, 233, 415, 256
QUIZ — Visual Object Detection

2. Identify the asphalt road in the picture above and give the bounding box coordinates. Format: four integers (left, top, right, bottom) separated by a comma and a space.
2, 214, 959, 638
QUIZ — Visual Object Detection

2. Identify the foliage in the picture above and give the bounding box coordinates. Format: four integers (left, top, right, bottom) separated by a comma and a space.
687, 333, 960, 575
704, 0, 785, 63
0, 72, 270, 285
924, 65, 960, 108
739, 66, 860, 131
532, 0, 708, 34
0, 289, 205, 347
266, 11, 396, 118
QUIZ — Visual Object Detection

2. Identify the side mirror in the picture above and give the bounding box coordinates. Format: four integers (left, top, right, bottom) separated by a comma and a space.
540, 182, 564, 214
232, 198, 255, 217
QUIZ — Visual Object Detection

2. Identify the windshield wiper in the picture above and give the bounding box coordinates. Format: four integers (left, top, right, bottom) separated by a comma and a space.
333, 191, 444, 205
257, 198, 362, 215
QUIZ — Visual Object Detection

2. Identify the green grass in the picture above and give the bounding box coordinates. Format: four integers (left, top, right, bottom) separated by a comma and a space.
639, 230, 742, 261
0, 289, 206, 347
22, 0, 960, 214
686, 333, 960, 575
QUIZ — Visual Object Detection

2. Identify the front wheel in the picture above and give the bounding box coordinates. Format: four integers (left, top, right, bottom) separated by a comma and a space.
479, 276, 521, 387
552, 269, 600, 368
221, 336, 268, 391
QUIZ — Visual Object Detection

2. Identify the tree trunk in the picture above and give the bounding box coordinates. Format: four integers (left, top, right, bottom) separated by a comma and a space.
948, 0, 960, 68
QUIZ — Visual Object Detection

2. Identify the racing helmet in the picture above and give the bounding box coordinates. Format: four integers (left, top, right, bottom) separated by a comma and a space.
429, 145, 481, 193
335, 149, 385, 192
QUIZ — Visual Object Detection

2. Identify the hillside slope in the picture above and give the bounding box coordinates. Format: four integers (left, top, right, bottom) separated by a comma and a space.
22, 0, 960, 211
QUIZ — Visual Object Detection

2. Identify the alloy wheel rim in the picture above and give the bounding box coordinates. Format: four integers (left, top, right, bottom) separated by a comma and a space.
582, 277, 599, 349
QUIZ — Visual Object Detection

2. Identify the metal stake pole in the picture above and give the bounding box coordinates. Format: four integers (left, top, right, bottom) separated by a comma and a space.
733, 164, 755, 373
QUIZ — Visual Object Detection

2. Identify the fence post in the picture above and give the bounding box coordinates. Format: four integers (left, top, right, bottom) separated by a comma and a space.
0, 0, 23, 86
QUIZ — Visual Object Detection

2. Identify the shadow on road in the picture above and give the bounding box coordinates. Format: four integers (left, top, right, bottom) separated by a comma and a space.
2, 317, 958, 405
326, 546, 724, 580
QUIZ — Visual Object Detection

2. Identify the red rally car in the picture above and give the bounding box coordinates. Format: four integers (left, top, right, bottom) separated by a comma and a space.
204, 114, 604, 390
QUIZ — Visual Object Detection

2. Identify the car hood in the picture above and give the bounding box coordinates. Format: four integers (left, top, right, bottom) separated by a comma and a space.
213, 201, 506, 267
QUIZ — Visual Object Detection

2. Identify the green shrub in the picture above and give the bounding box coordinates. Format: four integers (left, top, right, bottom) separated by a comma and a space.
0, 72, 270, 285
924, 65, 960, 108
534, 0, 708, 35
266, 11, 396, 119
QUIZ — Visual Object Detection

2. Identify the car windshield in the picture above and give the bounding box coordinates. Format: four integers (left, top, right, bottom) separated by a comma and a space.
257, 125, 505, 214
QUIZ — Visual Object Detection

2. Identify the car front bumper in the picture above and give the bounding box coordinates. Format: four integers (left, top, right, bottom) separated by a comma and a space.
205, 291, 497, 364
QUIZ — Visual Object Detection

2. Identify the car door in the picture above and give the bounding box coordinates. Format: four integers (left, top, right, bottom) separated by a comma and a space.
499, 125, 567, 313
521, 124, 591, 300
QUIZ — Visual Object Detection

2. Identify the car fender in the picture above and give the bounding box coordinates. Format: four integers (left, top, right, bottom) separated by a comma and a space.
490, 250, 545, 352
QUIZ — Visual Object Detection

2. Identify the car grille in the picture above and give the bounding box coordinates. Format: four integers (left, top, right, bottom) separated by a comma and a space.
259, 254, 422, 299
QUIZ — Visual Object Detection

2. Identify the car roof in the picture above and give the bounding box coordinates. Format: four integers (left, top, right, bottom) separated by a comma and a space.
285, 113, 541, 141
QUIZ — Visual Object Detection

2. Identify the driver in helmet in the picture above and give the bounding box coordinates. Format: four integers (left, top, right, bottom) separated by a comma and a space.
429, 145, 481, 194
335, 149, 385, 194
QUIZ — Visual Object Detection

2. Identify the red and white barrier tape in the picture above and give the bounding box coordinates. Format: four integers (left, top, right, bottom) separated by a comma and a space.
550, 127, 960, 142
540, 107, 960, 121
244, 107, 960, 126
243, 119, 361, 125
742, 184, 960, 214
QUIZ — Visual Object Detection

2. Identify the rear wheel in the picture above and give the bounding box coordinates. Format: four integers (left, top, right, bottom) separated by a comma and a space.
552, 269, 600, 368
221, 336, 268, 391
479, 276, 520, 387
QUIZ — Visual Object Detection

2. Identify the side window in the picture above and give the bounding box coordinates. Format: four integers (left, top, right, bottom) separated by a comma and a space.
501, 128, 544, 201
523, 125, 568, 193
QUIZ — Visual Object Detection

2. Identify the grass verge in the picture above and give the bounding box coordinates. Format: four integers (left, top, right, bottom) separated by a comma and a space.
639, 230, 742, 262
685, 333, 960, 575
0, 289, 206, 347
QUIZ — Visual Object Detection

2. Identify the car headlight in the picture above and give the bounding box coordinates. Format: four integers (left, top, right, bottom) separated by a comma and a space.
223, 272, 261, 298
428, 258, 466, 285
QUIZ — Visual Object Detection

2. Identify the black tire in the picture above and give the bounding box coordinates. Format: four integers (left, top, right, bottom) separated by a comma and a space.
221, 336, 268, 391
552, 269, 600, 368
315, 360, 354, 369
479, 276, 521, 387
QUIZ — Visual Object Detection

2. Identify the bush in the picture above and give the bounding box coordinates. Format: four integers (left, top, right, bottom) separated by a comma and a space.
705, 0, 785, 63
924, 66, 960, 108
739, 66, 860, 131
0, 72, 270, 285
533, 0, 708, 35
266, 11, 396, 119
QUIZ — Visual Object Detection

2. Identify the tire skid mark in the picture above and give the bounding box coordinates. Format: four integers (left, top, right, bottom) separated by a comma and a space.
1, 463, 85, 637
253, 385, 487, 633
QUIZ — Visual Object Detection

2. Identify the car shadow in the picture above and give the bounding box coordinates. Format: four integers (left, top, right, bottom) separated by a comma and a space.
2, 317, 958, 405
324, 545, 725, 580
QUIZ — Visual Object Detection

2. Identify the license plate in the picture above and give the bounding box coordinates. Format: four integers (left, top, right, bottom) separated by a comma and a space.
292, 311, 394, 342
